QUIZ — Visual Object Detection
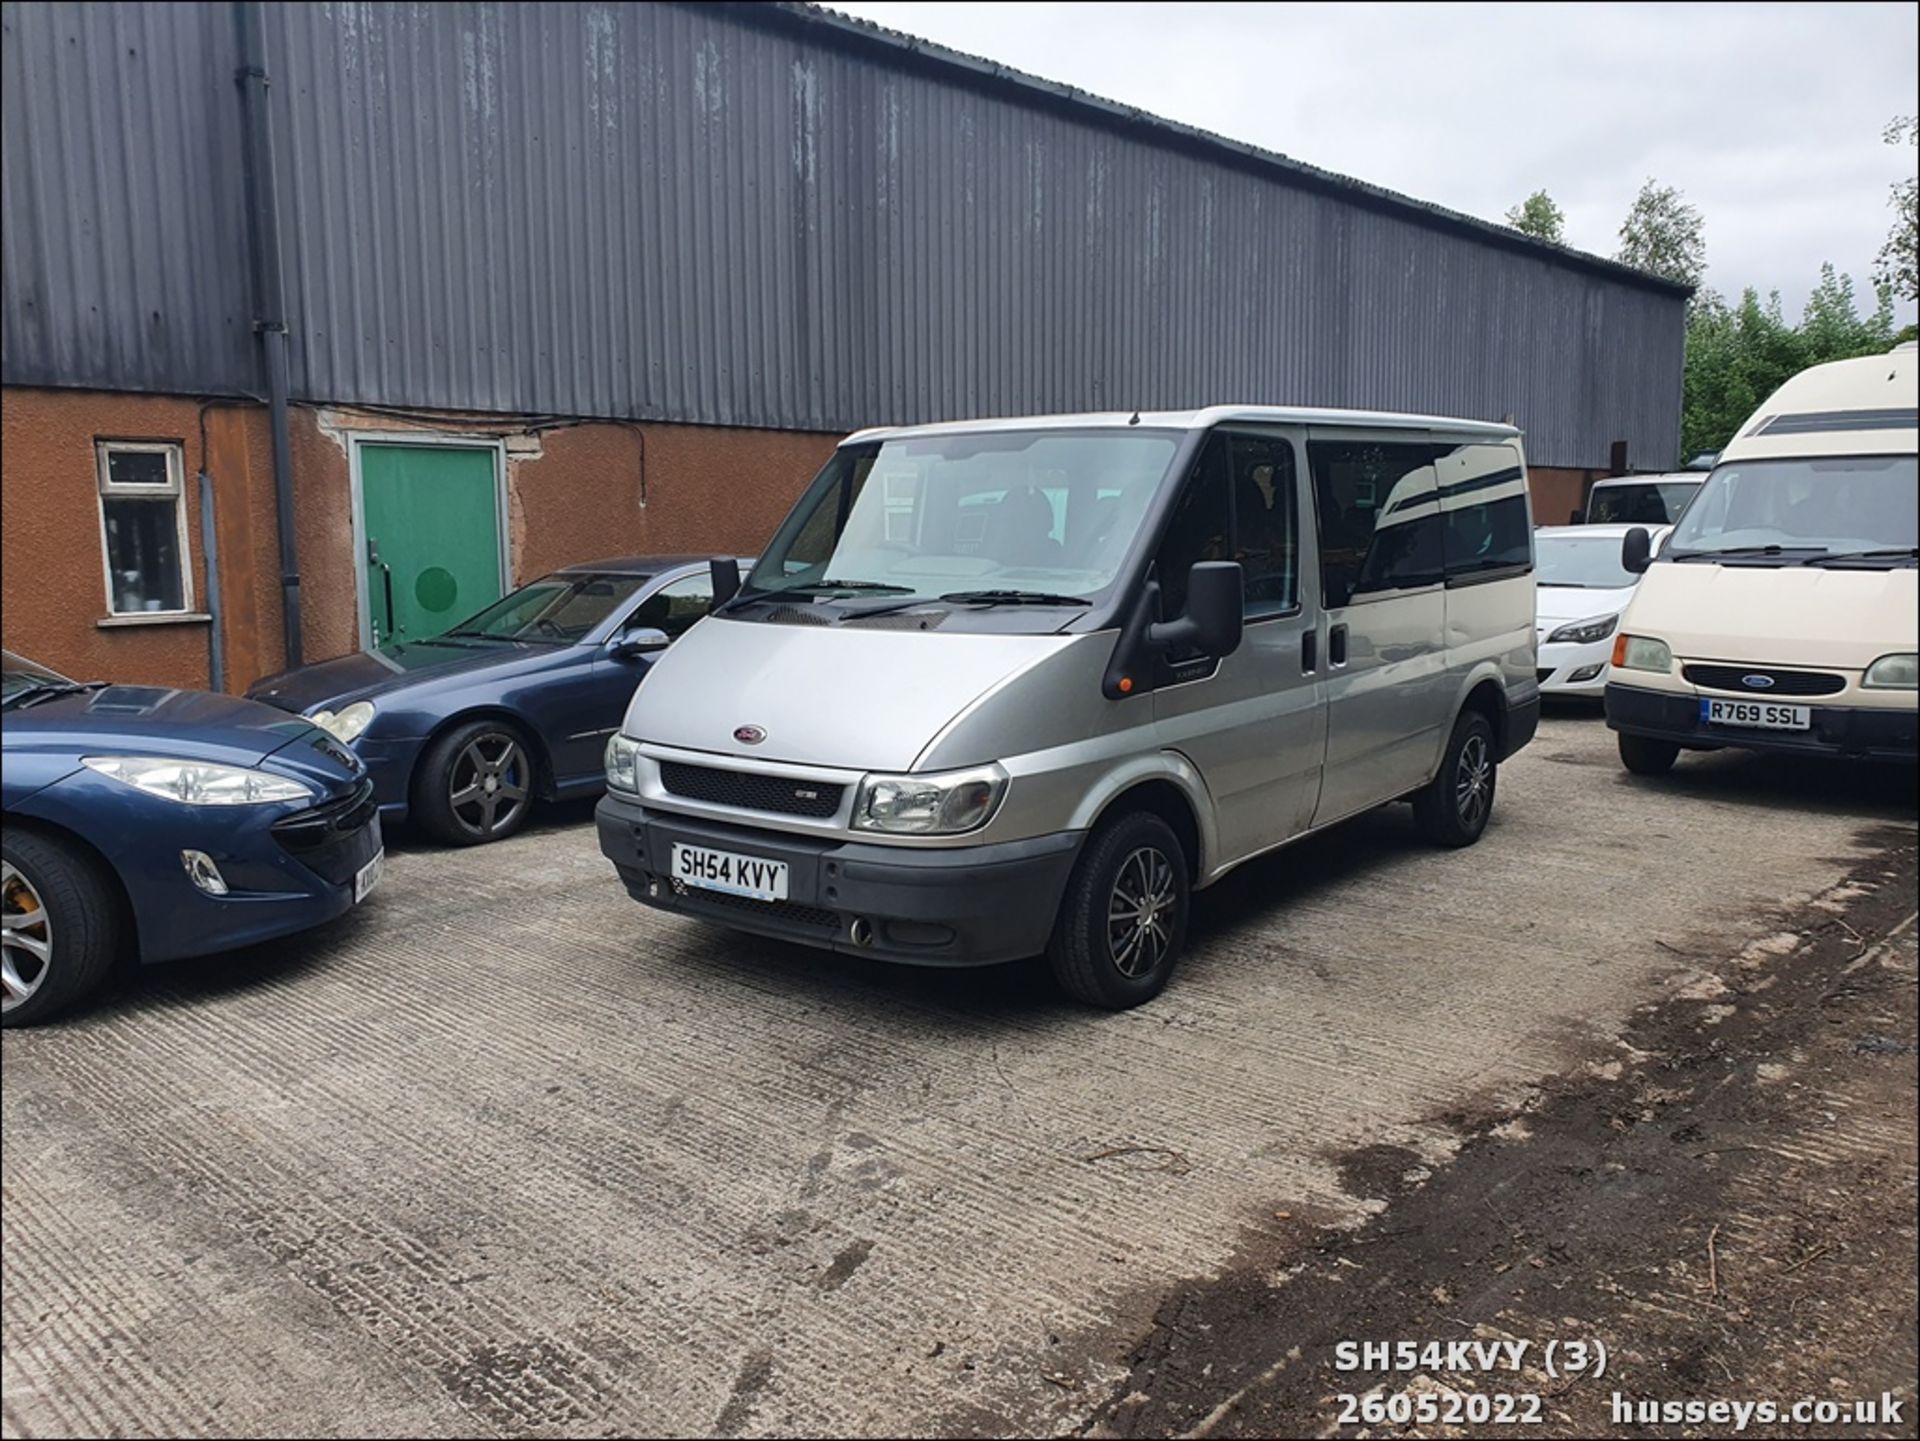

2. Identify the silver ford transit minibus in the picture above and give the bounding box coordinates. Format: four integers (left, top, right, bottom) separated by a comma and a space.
598, 407, 1540, 1007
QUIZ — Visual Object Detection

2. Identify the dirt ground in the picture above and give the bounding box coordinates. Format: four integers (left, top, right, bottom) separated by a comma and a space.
2, 712, 1915, 1438
1090, 836, 1919, 1440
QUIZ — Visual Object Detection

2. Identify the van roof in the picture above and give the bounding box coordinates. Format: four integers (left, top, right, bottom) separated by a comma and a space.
843, 406, 1522, 447
1720, 345, 1919, 463
1589, 472, 1703, 487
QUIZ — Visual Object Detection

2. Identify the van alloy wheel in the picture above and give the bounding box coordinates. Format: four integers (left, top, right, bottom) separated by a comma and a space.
1, 860, 54, 1014
448, 733, 530, 838
1455, 733, 1493, 828
1107, 845, 1177, 978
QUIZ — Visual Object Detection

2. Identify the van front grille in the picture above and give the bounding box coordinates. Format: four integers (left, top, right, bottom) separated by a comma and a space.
1683, 664, 1845, 697
671, 881, 841, 933
658, 761, 844, 818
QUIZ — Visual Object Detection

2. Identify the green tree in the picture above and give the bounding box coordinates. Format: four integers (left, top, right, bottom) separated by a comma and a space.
1876, 116, 1917, 303
1617, 179, 1706, 290
1504, 190, 1565, 244
1680, 269, 1895, 460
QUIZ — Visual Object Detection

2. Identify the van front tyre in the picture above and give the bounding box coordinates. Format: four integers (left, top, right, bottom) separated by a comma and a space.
1618, 733, 1680, 776
1047, 811, 1189, 1009
1414, 711, 1497, 848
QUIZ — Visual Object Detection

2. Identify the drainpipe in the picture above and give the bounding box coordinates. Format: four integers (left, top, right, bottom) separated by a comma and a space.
198, 467, 225, 692
234, 1, 302, 667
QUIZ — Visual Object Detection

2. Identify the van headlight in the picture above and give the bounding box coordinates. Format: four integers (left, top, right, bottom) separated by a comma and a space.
82, 756, 316, 805
1863, 653, 1919, 689
853, 763, 1008, 835
605, 734, 642, 793
310, 701, 376, 743
1610, 634, 1673, 673
1547, 614, 1619, 646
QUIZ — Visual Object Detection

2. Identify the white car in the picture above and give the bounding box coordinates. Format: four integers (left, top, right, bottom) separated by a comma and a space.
1535, 524, 1671, 696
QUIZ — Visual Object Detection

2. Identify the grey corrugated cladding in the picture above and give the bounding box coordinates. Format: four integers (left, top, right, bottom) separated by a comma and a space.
1, 0, 1687, 467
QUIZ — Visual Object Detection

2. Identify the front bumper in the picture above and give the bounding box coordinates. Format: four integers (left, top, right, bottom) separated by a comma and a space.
1605, 682, 1919, 762
17, 772, 384, 965
596, 791, 1083, 967
1536, 639, 1612, 695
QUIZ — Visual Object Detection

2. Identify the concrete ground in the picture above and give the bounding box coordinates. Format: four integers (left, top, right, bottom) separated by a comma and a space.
2, 710, 1914, 1438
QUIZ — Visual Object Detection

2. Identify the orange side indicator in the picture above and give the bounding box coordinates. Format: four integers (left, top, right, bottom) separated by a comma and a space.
1118, 676, 1134, 694
1611, 633, 1630, 667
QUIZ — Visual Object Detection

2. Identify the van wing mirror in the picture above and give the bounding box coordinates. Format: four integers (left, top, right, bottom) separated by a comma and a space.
710, 556, 741, 607
1102, 562, 1246, 700
611, 626, 672, 658
1149, 561, 1245, 659
1621, 526, 1652, 575
1568, 507, 1585, 525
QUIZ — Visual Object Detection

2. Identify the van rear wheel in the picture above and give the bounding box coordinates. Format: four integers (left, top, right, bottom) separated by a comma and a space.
1047, 811, 1189, 1009
1414, 710, 1497, 848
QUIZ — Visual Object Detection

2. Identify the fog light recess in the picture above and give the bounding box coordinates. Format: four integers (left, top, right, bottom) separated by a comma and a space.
181, 850, 229, 896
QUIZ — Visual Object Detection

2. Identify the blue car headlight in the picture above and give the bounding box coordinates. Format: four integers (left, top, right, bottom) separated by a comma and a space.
309, 701, 376, 743
82, 756, 317, 806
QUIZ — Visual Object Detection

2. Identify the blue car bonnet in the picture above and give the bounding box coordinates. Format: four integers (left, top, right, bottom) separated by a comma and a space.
5, 685, 359, 786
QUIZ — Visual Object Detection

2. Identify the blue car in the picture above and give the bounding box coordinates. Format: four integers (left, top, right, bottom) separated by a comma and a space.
246, 556, 733, 845
2, 650, 383, 1027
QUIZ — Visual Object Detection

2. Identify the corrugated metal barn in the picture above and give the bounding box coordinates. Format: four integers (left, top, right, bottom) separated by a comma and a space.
1, 0, 1688, 692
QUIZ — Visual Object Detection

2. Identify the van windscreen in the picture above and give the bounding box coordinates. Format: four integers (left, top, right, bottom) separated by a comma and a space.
1666, 456, 1918, 563
743, 430, 1181, 607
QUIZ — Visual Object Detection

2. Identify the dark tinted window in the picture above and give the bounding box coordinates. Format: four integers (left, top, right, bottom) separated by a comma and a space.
1308, 440, 1442, 607
1153, 434, 1232, 620
1229, 433, 1300, 618
1439, 443, 1531, 578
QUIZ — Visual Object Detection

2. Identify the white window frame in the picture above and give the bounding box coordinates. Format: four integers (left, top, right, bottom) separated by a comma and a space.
95, 440, 195, 618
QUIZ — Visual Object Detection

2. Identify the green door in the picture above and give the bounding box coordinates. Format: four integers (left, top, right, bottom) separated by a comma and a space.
359, 443, 503, 646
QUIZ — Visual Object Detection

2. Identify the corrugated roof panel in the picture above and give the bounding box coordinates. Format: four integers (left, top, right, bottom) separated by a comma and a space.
1, 0, 1686, 468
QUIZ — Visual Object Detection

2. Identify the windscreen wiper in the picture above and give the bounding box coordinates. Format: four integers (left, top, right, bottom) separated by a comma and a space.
2, 680, 109, 711
938, 589, 1093, 607
1801, 546, 1920, 567
1668, 544, 1823, 562
781, 579, 915, 595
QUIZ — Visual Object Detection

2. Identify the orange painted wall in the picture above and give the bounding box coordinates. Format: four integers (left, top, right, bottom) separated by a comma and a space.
2, 386, 840, 692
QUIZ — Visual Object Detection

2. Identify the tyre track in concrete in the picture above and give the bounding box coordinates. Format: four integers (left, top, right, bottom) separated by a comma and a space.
4, 718, 1913, 1436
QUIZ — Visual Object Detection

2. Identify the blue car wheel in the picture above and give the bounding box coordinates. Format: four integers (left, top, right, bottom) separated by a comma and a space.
412, 718, 535, 846
3, 829, 123, 1027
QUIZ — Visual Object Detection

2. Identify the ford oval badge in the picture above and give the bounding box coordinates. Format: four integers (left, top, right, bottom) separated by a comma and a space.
734, 725, 767, 745
1741, 674, 1775, 690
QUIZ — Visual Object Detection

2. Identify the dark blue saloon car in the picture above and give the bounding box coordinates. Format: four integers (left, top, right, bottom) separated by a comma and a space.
245, 556, 733, 845
2, 651, 383, 1026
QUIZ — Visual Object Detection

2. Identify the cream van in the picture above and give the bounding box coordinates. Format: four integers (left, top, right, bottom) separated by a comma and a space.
1606, 343, 1918, 772
597, 407, 1539, 1007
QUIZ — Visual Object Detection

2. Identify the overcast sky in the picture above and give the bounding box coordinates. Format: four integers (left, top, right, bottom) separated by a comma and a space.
837, 1, 1919, 322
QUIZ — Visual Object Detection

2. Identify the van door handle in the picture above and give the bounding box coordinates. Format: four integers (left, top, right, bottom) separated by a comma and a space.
1301, 629, 1317, 673
1329, 623, 1348, 666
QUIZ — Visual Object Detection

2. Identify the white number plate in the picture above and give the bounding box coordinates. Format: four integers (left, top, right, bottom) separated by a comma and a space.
1701, 698, 1810, 731
353, 849, 385, 903
672, 843, 789, 902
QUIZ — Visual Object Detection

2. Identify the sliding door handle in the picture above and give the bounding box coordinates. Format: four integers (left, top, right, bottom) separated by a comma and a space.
1329, 623, 1349, 666
1301, 629, 1317, 673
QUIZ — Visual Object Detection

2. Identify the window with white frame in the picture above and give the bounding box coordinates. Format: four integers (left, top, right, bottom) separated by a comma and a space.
96, 441, 193, 616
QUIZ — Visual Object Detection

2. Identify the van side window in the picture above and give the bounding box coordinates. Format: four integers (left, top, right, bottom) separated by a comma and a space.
1438, 443, 1531, 579
1308, 441, 1442, 607
1229, 434, 1299, 618
1154, 434, 1232, 619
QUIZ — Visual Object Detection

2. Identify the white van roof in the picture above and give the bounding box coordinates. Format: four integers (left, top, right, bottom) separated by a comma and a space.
1720, 344, 1919, 463
844, 405, 1521, 447
1589, 472, 1702, 487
